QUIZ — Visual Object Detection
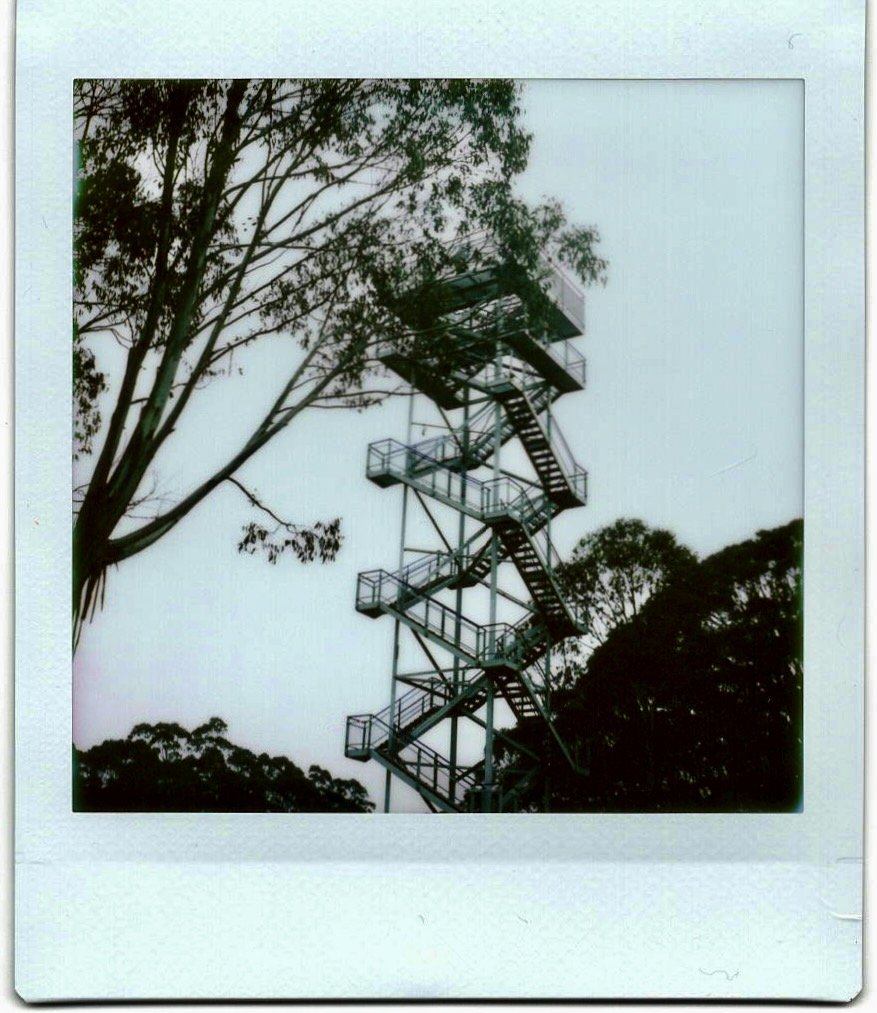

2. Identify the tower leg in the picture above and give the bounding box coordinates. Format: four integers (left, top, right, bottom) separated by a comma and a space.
482, 683, 495, 812
383, 768, 392, 814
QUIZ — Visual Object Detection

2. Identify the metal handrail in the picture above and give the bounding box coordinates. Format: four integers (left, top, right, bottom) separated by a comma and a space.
387, 310, 587, 394
358, 523, 585, 642
364, 667, 488, 752
398, 550, 459, 590
547, 339, 587, 387
358, 556, 586, 666
367, 438, 557, 531
378, 339, 589, 511
446, 233, 586, 327
349, 710, 484, 807
404, 382, 555, 477
356, 559, 587, 671
357, 567, 519, 665
545, 267, 586, 334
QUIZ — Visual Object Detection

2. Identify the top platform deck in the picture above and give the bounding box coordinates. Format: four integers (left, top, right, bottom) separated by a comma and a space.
437, 236, 586, 339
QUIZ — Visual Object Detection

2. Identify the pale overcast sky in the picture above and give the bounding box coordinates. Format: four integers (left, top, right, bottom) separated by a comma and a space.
73, 80, 803, 812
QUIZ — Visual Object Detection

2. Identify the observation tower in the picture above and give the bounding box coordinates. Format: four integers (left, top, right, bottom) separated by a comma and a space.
345, 235, 590, 812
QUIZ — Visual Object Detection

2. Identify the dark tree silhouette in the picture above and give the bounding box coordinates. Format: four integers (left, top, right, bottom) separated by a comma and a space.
73, 79, 606, 638
499, 519, 803, 812
73, 717, 375, 812
557, 518, 698, 652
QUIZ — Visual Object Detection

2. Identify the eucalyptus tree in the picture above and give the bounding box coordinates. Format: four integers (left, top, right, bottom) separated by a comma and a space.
546, 518, 697, 688
557, 518, 697, 651
73, 78, 606, 639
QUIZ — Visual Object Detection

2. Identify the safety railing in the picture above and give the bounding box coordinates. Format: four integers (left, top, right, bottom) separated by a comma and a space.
345, 713, 374, 756
544, 439, 589, 507
492, 622, 545, 672
393, 736, 484, 809
500, 523, 578, 616
374, 331, 490, 375
375, 670, 489, 750
366, 438, 557, 531
386, 228, 586, 345
495, 605, 585, 674
448, 271, 584, 350
356, 541, 488, 615
349, 657, 562, 770
377, 317, 582, 396
358, 523, 585, 648
385, 679, 449, 735
545, 265, 586, 334
356, 546, 586, 670
465, 266, 584, 340
405, 432, 467, 472
401, 542, 493, 594
476, 371, 587, 501
546, 339, 587, 388
346, 710, 484, 809
356, 567, 520, 666
471, 352, 545, 394
397, 550, 461, 593
446, 234, 586, 331
502, 615, 563, 668
471, 340, 586, 394
404, 382, 555, 477
403, 358, 588, 508
346, 680, 447, 754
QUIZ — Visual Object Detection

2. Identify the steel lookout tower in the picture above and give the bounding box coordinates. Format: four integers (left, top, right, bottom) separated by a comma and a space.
345, 233, 590, 812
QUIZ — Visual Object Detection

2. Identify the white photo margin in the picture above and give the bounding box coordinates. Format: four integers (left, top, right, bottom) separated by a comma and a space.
14, 0, 864, 1000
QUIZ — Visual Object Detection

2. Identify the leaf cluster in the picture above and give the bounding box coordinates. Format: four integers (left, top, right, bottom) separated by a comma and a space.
237, 516, 342, 564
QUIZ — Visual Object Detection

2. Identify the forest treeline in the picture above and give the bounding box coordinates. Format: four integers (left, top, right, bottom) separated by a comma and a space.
496, 518, 803, 811
73, 717, 374, 812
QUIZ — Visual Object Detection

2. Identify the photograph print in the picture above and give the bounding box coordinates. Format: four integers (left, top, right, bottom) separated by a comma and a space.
72, 78, 803, 814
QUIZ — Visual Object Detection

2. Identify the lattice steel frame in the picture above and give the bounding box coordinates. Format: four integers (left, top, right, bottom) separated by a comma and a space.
345, 237, 590, 813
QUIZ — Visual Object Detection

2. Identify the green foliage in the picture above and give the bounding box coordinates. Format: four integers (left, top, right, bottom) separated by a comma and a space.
72, 78, 607, 635
553, 518, 697, 676
237, 517, 342, 564
501, 519, 803, 812
73, 717, 375, 813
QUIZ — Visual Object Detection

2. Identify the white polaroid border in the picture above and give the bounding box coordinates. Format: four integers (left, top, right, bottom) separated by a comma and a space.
14, 0, 864, 1000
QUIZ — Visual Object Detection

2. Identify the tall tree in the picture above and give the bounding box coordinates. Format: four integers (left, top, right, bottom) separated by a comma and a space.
551, 518, 696, 682
73, 79, 607, 638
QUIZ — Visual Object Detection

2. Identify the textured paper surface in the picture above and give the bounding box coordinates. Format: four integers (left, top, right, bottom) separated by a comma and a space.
15, 0, 863, 999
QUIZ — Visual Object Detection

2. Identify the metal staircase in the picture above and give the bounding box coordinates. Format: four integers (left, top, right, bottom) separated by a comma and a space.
345, 235, 591, 812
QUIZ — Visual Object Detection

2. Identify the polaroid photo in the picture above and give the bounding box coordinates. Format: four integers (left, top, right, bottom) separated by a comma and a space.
14, 0, 864, 1000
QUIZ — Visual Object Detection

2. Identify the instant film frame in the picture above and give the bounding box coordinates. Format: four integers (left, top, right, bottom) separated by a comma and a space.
15, 0, 863, 1000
